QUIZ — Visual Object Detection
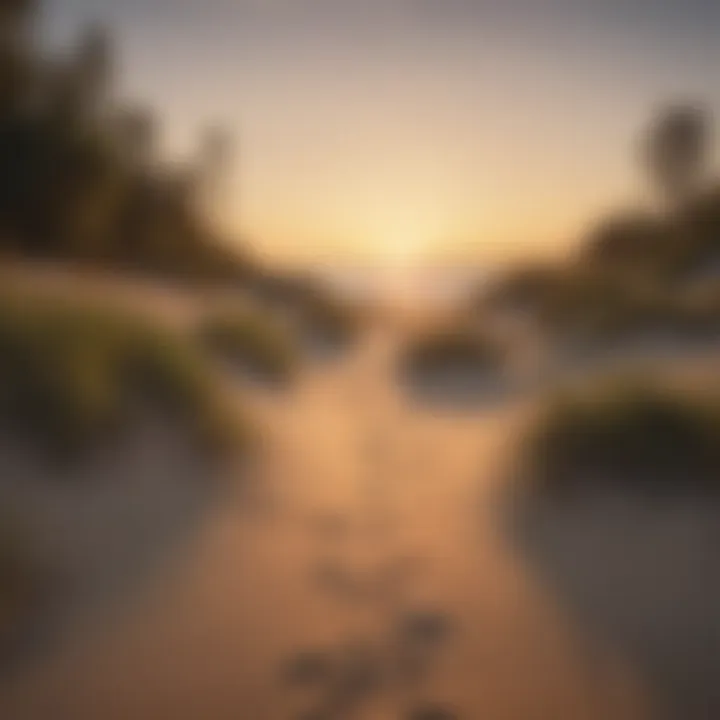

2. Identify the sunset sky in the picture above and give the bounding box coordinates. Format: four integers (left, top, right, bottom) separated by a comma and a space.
44, 0, 720, 267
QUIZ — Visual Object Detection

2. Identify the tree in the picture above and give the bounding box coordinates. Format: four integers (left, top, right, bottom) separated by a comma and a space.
113, 106, 157, 170
0, 1, 249, 282
0, 0, 36, 50
0, 0, 37, 116
580, 211, 668, 276
73, 23, 114, 119
644, 104, 712, 206
196, 125, 234, 216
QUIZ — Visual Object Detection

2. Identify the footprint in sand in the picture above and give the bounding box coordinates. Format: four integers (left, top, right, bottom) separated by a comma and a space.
393, 610, 456, 685
311, 513, 353, 543
398, 610, 454, 646
329, 640, 386, 703
296, 711, 336, 720
287, 640, 387, 719
283, 612, 457, 718
374, 555, 427, 601
282, 650, 334, 687
312, 560, 366, 602
407, 705, 459, 720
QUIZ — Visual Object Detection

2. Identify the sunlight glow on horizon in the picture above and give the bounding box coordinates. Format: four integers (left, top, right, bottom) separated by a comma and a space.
46, 0, 720, 267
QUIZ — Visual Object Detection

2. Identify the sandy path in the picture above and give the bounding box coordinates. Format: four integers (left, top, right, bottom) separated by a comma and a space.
0, 328, 650, 720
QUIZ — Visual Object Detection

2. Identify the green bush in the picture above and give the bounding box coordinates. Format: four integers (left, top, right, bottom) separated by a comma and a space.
512, 268, 720, 347
0, 292, 248, 462
404, 325, 506, 376
522, 379, 720, 496
197, 309, 297, 384
477, 265, 664, 343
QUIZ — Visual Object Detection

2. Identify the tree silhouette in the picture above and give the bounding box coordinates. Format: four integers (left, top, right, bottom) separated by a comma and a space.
0, 1, 251, 282
579, 211, 668, 276
0, 0, 36, 115
644, 104, 712, 206
0, 0, 36, 51
71, 23, 114, 121
196, 125, 234, 218
113, 106, 157, 171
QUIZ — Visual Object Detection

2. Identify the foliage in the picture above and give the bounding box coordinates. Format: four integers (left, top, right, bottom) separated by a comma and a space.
0, 292, 248, 462
478, 107, 720, 344
671, 185, 720, 279
0, 1, 250, 283
584, 106, 720, 284
578, 211, 672, 278
476, 263, 564, 316
249, 271, 360, 350
403, 325, 505, 377
536, 272, 664, 342
198, 308, 297, 384
579, 188, 720, 286
644, 104, 711, 205
495, 269, 720, 348
522, 379, 720, 496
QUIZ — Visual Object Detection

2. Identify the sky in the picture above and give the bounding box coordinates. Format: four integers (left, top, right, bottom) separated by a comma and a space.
42, 0, 720, 267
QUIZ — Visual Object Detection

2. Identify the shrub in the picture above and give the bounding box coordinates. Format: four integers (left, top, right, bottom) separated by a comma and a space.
0, 292, 248, 462
520, 268, 720, 347
244, 271, 359, 353
403, 325, 506, 377
522, 379, 720, 496
475, 263, 564, 317
577, 211, 673, 279
197, 309, 297, 384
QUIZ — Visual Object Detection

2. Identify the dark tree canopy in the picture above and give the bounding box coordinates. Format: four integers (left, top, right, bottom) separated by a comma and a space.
0, 1, 250, 283
644, 104, 712, 205
580, 211, 669, 274
574, 106, 720, 283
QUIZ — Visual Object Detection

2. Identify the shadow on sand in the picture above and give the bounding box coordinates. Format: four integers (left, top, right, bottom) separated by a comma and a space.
0, 420, 238, 679
509, 487, 720, 719
398, 367, 519, 412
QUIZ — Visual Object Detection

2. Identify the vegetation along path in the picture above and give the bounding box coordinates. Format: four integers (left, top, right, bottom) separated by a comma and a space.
0, 326, 651, 720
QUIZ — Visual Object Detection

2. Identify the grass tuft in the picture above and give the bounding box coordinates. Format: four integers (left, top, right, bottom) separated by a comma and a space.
197, 309, 297, 384
0, 292, 249, 463
403, 325, 506, 377
522, 379, 720, 496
